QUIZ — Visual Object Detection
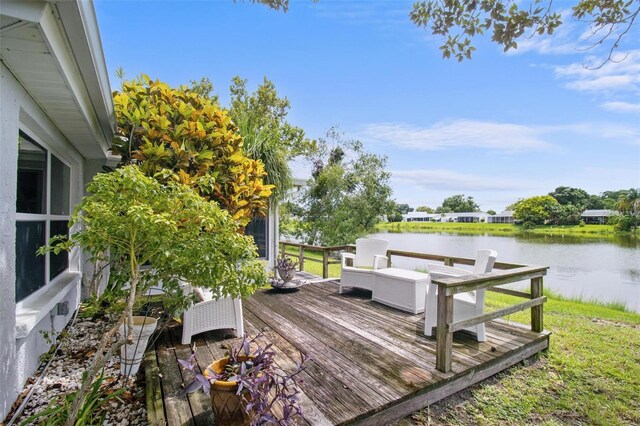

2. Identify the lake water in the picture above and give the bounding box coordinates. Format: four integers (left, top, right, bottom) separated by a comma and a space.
367, 231, 640, 313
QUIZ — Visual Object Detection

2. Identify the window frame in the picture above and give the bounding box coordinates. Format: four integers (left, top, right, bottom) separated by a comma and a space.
15, 130, 76, 305
245, 215, 270, 260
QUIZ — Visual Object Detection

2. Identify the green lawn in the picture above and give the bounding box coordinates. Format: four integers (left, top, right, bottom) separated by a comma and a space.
282, 247, 342, 278
405, 293, 640, 425
376, 221, 637, 239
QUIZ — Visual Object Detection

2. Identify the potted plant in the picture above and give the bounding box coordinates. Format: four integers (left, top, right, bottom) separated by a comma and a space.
179, 333, 307, 425
275, 255, 299, 283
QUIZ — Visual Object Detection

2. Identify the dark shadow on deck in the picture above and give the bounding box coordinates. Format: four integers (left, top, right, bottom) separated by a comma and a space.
146, 272, 550, 425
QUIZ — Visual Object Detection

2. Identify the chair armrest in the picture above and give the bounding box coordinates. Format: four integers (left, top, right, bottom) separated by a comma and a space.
373, 255, 388, 270
341, 252, 356, 268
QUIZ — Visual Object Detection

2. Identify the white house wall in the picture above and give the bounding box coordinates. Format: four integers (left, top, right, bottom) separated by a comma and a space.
0, 62, 86, 421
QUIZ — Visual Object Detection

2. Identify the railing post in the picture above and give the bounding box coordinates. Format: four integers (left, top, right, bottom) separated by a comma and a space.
322, 249, 329, 278
531, 277, 544, 332
298, 245, 305, 272
280, 242, 286, 257
444, 257, 454, 267
387, 250, 392, 268
436, 286, 453, 373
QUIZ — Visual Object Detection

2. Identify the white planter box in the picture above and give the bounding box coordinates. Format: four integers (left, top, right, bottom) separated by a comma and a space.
372, 268, 430, 314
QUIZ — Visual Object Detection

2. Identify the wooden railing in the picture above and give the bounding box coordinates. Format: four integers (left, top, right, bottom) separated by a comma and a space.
280, 241, 548, 373
279, 241, 353, 278
385, 249, 548, 372
430, 266, 547, 372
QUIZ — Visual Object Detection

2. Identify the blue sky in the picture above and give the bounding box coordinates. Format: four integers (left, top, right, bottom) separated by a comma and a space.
94, 0, 640, 212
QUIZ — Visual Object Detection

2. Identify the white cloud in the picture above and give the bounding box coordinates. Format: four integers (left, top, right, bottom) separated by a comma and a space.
548, 122, 640, 142
554, 50, 640, 95
391, 169, 531, 192
360, 120, 553, 152
360, 120, 640, 152
601, 101, 640, 113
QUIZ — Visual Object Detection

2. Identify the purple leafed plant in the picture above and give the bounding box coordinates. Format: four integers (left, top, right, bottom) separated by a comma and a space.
276, 255, 298, 272
179, 333, 307, 425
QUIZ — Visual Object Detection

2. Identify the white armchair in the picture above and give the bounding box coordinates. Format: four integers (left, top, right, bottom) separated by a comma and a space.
339, 238, 389, 294
424, 249, 497, 342
181, 284, 244, 345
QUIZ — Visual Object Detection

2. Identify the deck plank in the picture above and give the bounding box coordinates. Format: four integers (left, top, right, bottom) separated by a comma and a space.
244, 295, 396, 406
248, 291, 435, 394
299, 281, 518, 366
166, 326, 215, 426
243, 313, 332, 425
155, 329, 196, 425
148, 276, 550, 425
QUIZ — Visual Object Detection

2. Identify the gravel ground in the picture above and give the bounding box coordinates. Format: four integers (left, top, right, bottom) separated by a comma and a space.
6, 318, 148, 426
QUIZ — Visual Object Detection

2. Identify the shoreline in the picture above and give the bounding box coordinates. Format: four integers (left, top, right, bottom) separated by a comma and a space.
376, 221, 638, 240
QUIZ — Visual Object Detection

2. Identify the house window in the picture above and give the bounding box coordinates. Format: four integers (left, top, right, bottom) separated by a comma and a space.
245, 216, 268, 259
15, 131, 71, 302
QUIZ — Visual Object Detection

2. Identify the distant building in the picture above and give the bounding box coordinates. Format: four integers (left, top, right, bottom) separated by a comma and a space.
488, 211, 515, 224
402, 212, 440, 222
443, 212, 490, 223
581, 209, 618, 225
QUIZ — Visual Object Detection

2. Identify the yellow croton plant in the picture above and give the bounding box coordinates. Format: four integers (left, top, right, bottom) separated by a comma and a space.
111, 75, 273, 226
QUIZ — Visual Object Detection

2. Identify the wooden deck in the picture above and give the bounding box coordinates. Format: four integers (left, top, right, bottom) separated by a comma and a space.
146, 273, 550, 425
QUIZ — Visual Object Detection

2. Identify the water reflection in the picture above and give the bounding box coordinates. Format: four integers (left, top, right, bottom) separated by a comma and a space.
380, 228, 640, 248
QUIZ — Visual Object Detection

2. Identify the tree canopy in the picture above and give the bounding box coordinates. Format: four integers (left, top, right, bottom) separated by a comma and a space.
416, 205, 435, 213
228, 76, 317, 202
111, 75, 273, 226
513, 195, 561, 225
288, 129, 393, 245
255, 1, 638, 66
437, 194, 480, 213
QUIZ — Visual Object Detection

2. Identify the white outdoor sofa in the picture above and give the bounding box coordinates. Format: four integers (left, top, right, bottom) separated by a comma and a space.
339, 238, 389, 294
424, 249, 498, 342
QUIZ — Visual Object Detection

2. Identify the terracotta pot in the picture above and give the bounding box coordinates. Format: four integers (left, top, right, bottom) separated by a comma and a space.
204, 356, 253, 426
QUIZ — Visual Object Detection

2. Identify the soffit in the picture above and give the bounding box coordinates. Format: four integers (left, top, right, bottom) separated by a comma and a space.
1, 9, 113, 160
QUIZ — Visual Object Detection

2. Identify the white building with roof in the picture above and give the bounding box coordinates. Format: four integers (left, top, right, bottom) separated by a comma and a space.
581, 209, 618, 225
487, 211, 515, 224
1, 0, 116, 418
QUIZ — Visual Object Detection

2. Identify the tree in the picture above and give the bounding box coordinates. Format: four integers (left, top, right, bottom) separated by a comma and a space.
40, 166, 266, 424
487, 209, 497, 215
111, 75, 273, 226
416, 205, 435, 213
602, 189, 629, 209
189, 77, 219, 104
614, 188, 640, 230
409, 1, 639, 66
549, 186, 591, 209
386, 202, 412, 223
397, 203, 414, 214
586, 194, 606, 210
438, 194, 480, 213
297, 129, 393, 245
513, 195, 560, 225
255, 1, 638, 67
229, 77, 317, 202
549, 203, 583, 225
